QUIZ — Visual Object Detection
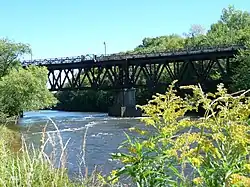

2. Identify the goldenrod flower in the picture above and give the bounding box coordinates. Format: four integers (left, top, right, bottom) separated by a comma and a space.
244, 164, 250, 172
193, 177, 203, 185
190, 157, 203, 167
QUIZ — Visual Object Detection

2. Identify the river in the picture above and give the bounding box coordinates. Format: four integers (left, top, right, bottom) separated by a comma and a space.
18, 110, 144, 178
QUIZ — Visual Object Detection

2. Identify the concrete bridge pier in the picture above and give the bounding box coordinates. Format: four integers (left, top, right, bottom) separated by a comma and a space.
108, 88, 142, 117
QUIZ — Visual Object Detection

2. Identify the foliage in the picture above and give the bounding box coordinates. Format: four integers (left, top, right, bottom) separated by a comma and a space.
0, 38, 56, 118
111, 82, 250, 187
0, 66, 57, 116
0, 125, 22, 152
183, 24, 206, 48
133, 34, 185, 53
131, 6, 250, 52
0, 38, 31, 77
0, 125, 73, 186
55, 90, 114, 112
231, 48, 250, 91
207, 6, 250, 46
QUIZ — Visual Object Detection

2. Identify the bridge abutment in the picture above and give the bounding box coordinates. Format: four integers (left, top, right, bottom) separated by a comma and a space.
108, 88, 142, 117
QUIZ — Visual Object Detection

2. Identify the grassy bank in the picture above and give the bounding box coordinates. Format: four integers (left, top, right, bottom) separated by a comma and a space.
0, 125, 78, 186
0, 125, 120, 187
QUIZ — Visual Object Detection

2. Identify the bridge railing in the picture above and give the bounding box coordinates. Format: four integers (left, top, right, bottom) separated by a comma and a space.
22, 44, 245, 66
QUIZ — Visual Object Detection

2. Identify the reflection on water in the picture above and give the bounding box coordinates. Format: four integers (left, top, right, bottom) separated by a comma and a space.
18, 110, 144, 177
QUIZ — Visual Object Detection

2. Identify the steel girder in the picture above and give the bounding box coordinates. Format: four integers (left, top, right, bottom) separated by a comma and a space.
47, 56, 235, 91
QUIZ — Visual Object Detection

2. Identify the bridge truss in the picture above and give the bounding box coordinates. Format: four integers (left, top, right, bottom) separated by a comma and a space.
22, 45, 243, 91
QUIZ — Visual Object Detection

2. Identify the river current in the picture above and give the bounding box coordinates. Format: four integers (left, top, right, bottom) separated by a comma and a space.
18, 110, 144, 178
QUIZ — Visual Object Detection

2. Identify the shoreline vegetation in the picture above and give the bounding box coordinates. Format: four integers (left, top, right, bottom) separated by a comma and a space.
0, 5, 250, 186
2, 82, 250, 186
0, 124, 110, 187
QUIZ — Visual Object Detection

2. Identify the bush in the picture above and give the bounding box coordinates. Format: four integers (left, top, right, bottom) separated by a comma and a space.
111, 82, 250, 186
0, 66, 57, 117
231, 45, 250, 92
55, 90, 114, 112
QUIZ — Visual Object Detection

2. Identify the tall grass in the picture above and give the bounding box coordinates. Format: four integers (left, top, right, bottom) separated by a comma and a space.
0, 120, 124, 187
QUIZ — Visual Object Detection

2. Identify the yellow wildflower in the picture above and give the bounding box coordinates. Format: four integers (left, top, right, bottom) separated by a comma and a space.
193, 177, 203, 185
128, 146, 137, 154
190, 157, 203, 167
111, 169, 118, 176
229, 174, 250, 186
244, 164, 250, 172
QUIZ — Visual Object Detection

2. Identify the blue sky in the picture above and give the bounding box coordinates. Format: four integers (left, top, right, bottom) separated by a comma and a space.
0, 0, 249, 60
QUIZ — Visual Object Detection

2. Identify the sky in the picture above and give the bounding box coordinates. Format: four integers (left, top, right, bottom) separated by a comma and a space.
0, 0, 250, 60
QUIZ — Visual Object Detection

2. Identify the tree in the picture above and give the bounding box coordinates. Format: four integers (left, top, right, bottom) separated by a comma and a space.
183, 24, 207, 48
134, 34, 185, 53
206, 6, 250, 46
220, 5, 250, 30
0, 38, 57, 117
0, 66, 57, 116
209, 6, 250, 91
0, 38, 31, 77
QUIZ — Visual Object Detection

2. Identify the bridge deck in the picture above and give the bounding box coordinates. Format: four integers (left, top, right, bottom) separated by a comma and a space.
22, 45, 244, 69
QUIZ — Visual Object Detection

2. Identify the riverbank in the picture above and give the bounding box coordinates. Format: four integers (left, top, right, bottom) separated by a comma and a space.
0, 124, 113, 187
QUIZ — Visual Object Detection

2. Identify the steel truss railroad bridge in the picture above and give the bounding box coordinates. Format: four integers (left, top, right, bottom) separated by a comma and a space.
22, 45, 244, 117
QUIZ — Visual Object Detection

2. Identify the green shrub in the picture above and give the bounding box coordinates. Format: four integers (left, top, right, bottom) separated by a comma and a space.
0, 66, 57, 117
111, 82, 250, 187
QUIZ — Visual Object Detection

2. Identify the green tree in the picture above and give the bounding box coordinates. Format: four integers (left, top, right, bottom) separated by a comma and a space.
134, 34, 185, 53
206, 6, 250, 46
0, 38, 31, 77
56, 89, 113, 112
0, 66, 57, 116
183, 24, 207, 48
231, 46, 250, 91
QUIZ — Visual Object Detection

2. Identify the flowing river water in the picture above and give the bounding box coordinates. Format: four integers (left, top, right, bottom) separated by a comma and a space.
18, 110, 145, 178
